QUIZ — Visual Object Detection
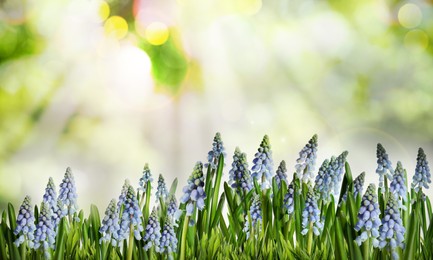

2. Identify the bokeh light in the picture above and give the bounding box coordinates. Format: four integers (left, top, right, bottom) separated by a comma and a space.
104, 16, 128, 39
398, 3, 423, 29
144, 22, 170, 46
404, 29, 429, 51
98, 1, 110, 22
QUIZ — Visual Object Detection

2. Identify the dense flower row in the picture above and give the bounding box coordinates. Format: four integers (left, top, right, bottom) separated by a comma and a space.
7, 133, 432, 259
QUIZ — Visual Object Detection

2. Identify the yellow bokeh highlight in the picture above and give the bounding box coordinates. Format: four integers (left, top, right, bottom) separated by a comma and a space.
404, 29, 429, 51
398, 3, 422, 29
104, 16, 128, 39
145, 22, 170, 46
98, 1, 110, 22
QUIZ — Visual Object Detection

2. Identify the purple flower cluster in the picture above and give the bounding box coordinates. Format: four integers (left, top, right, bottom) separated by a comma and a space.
295, 134, 318, 183
251, 135, 274, 190
229, 147, 253, 196
354, 184, 381, 246
180, 162, 206, 216
205, 132, 226, 170
376, 144, 393, 189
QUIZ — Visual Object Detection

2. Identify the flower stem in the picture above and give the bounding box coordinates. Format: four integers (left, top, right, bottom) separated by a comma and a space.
21, 240, 27, 260
180, 215, 190, 260
126, 224, 134, 260
363, 237, 370, 260
307, 222, 313, 255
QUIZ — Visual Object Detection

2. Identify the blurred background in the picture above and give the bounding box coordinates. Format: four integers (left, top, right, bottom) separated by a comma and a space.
1, 0, 433, 211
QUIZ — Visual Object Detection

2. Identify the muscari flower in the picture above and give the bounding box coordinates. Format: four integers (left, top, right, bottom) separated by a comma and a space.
301, 185, 323, 236
167, 195, 182, 223
295, 134, 318, 183
156, 174, 169, 202
205, 132, 226, 170
118, 185, 144, 242
160, 217, 178, 256
243, 195, 262, 239
58, 167, 78, 216
99, 199, 121, 246
314, 159, 332, 201
229, 147, 253, 196
117, 179, 130, 209
251, 135, 274, 190
143, 209, 162, 252
377, 194, 405, 260
283, 180, 295, 215
328, 151, 348, 198
43, 178, 57, 213
51, 199, 67, 230
33, 202, 56, 259
412, 148, 431, 193
376, 144, 393, 189
180, 162, 206, 217
340, 172, 366, 204
14, 196, 36, 248
390, 161, 407, 204
354, 184, 381, 246
275, 160, 288, 189
138, 163, 153, 193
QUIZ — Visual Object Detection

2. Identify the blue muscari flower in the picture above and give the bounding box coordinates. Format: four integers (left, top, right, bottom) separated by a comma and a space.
283, 180, 295, 215
275, 160, 288, 189
376, 144, 393, 189
412, 148, 431, 193
251, 135, 274, 190
301, 185, 323, 236
51, 199, 67, 230
117, 179, 130, 209
143, 209, 162, 252
391, 161, 407, 204
99, 199, 121, 246
160, 217, 178, 256
354, 184, 381, 246
180, 162, 206, 217
43, 178, 57, 213
377, 194, 405, 260
229, 147, 253, 195
156, 174, 169, 202
340, 172, 366, 204
295, 134, 318, 183
118, 185, 144, 242
58, 167, 78, 216
14, 196, 36, 248
167, 195, 182, 222
138, 163, 153, 193
205, 132, 226, 170
243, 195, 262, 238
33, 202, 56, 259
328, 151, 348, 198
314, 159, 332, 201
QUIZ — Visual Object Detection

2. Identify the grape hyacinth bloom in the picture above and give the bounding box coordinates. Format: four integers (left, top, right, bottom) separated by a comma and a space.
340, 172, 366, 204
376, 144, 393, 189
229, 147, 253, 196
33, 202, 56, 258
377, 194, 405, 260
314, 159, 331, 201
138, 163, 153, 193
43, 178, 57, 213
251, 135, 274, 190
328, 151, 349, 198
143, 209, 162, 252
275, 160, 288, 188
160, 218, 178, 257
295, 134, 318, 183
180, 162, 206, 217
58, 167, 78, 217
354, 184, 381, 246
14, 196, 36, 248
283, 180, 295, 215
390, 161, 407, 205
205, 132, 226, 170
118, 179, 130, 208
118, 185, 144, 242
244, 195, 262, 238
51, 199, 67, 230
155, 174, 169, 202
412, 148, 431, 193
301, 186, 323, 236
99, 199, 121, 246
167, 195, 182, 222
